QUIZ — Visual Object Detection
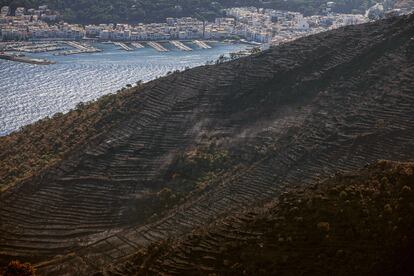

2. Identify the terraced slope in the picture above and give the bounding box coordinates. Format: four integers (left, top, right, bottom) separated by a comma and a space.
112, 160, 414, 275
0, 14, 414, 275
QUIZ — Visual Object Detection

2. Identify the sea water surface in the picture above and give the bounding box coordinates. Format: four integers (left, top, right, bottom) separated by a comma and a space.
0, 42, 247, 135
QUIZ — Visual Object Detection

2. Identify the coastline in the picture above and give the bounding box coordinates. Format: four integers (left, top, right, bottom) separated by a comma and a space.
0, 42, 248, 135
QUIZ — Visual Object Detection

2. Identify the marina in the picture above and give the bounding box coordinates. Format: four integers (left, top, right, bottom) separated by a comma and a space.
113, 42, 133, 51
131, 42, 145, 49
0, 39, 239, 63
170, 40, 192, 51
12, 43, 64, 53
193, 40, 211, 49
54, 41, 102, 56
0, 37, 284, 60
147, 41, 169, 52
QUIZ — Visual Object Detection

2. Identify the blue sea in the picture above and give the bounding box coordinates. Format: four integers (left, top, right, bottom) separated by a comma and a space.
0, 42, 248, 135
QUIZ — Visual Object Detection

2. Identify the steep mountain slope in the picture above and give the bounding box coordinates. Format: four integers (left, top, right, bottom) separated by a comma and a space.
0, 14, 414, 275
112, 160, 414, 275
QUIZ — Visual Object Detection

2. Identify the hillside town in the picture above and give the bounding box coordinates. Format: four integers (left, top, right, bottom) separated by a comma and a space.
2, 2, 409, 44
223, 6, 368, 44
1, 1, 413, 50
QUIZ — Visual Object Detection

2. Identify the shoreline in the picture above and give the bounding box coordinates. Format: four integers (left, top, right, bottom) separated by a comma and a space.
0, 42, 248, 135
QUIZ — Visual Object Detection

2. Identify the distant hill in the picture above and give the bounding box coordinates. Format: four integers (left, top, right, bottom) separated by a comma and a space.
0, 13, 413, 275
0, 0, 377, 23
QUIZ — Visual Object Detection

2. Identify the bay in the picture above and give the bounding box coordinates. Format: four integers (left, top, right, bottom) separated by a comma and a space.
0, 42, 247, 135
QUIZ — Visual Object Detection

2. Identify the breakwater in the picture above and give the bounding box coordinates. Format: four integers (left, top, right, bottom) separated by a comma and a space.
0, 53, 55, 65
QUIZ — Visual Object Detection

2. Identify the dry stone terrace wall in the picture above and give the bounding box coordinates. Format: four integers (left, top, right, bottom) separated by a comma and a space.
0, 14, 414, 275
111, 161, 414, 275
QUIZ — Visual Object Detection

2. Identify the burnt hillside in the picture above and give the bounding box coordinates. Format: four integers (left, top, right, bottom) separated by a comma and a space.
1, 14, 414, 275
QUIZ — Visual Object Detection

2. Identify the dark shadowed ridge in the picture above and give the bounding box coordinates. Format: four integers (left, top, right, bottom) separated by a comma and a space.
112, 160, 414, 276
0, 14, 413, 275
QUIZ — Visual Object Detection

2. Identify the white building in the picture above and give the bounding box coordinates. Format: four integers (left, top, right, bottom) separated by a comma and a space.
99, 29, 110, 40
296, 16, 309, 30
1, 6, 10, 16
85, 25, 102, 37
15, 7, 25, 17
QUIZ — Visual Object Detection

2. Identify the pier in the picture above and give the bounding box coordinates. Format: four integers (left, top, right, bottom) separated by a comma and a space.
193, 40, 211, 49
64, 41, 89, 51
57, 41, 102, 55
12, 43, 64, 53
131, 42, 145, 49
147, 41, 168, 52
170, 40, 192, 51
114, 42, 133, 51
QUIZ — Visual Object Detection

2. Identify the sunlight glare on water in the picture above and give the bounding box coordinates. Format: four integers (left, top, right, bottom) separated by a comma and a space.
0, 42, 247, 135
